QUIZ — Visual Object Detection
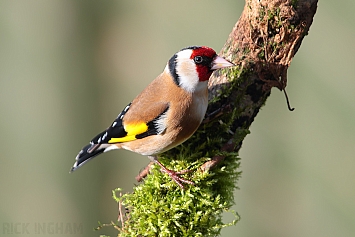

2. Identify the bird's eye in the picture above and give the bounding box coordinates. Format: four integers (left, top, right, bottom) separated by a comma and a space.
194, 56, 203, 64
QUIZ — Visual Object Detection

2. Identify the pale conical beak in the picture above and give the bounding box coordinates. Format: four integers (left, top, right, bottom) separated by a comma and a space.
211, 56, 235, 70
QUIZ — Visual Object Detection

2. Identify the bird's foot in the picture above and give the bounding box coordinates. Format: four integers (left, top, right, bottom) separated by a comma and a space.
155, 160, 194, 189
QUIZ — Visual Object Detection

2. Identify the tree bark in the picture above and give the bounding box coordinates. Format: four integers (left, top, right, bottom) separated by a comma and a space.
204, 0, 318, 169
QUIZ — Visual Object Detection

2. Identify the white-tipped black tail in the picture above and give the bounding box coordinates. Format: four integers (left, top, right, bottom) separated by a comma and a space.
70, 143, 108, 172
70, 103, 132, 172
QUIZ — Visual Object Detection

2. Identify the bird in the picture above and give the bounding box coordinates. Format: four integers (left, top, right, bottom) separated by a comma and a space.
70, 46, 234, 188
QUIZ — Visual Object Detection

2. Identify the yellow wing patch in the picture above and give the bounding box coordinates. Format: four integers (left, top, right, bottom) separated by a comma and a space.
108, 122, 148, 143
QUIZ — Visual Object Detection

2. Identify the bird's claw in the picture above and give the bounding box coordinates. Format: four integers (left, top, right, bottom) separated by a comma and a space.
160, 168, 195, 189
155, 160, 194, 189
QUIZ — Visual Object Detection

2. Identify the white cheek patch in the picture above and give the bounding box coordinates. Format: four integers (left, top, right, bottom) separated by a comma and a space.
175, 50, 200, 93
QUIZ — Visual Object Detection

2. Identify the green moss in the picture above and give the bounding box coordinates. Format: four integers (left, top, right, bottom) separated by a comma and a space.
258, 6, 266, 21
117, 150, 241, 237
258, 50, 265, 60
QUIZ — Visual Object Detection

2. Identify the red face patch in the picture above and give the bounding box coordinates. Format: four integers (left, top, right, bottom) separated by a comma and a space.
190, 46, 217, 81
190, 46, 217, 60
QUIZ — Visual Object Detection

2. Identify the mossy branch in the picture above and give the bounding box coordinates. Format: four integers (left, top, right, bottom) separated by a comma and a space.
104, 1, 318, 236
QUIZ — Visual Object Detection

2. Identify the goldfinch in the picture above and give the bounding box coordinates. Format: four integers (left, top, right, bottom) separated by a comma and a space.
71, 46, 234, 188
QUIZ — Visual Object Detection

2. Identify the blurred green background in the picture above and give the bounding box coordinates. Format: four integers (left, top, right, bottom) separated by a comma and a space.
0, 1, 354, 236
